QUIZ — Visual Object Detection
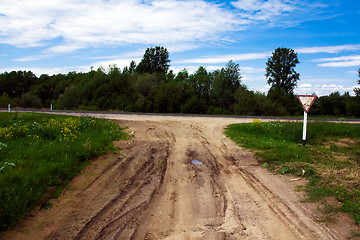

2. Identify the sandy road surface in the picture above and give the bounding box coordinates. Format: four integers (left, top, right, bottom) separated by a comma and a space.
3, 113, 344, 239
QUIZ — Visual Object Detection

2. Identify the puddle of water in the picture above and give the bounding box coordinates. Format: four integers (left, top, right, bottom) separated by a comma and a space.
191, 159, 203, 165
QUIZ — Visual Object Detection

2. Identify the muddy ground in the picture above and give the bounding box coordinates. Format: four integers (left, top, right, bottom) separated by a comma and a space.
2, 113, 359, 239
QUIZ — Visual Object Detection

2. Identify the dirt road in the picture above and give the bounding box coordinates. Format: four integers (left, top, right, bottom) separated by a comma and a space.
3, 114, 344, 239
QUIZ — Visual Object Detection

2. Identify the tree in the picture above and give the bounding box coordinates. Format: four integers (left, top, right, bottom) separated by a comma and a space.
265, 47, 300, 114
136, 46, 170, 74
123, 61, 137, 74
0, 92, 11, 108
188, 67, 212, 104
354, 68, 360, 96
0, 70, 37, 98
211, 60, 242, 110
129, 60, 137, 73
175, 69, 189, 82
265, 47, 300, 95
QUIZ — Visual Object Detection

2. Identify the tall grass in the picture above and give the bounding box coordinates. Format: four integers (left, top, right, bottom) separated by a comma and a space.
0, 112, 127, 231
225, 120, 360, 224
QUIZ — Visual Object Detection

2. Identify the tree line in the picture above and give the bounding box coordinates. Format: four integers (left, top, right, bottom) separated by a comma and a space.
1, 46, 359, 117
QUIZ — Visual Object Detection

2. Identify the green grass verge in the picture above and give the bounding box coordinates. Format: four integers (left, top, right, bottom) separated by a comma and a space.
225, 119, 360, 225
0, 112, 128, 231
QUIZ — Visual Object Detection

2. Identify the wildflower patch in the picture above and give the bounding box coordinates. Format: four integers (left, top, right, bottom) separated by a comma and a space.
0, 112, 127, 231
0, 117, 97, 144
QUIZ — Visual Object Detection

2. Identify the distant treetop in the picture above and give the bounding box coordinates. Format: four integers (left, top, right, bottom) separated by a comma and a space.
136, 46, 170, 74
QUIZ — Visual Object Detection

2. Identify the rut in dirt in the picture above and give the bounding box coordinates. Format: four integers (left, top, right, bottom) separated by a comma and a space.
3, 117, 341, 240
48, 136, 169, 240
52, 120, 334, 239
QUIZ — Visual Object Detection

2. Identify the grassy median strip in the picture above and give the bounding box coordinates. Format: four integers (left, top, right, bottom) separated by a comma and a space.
225, 120, 360, 225
0, 112, 127, 231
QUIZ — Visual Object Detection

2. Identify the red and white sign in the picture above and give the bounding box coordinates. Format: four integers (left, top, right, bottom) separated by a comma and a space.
296, 95, 317, 113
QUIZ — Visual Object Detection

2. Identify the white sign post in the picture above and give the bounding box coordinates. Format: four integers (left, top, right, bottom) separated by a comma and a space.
296, 95, 317, 146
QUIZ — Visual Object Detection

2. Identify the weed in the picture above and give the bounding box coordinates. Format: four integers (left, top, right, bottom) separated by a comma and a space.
280, 166, 290, 175
155, 158, 167, 172
225, 120, 360, 225
349, 231, 360, 239
315, 214, 337, 225
296, 185, 305, 192
0, 112, 127, 231
261, 162, 268, 168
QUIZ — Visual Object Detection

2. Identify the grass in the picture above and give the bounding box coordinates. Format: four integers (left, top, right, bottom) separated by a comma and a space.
225, 119, 360, 225
155, 158, 167, 173
0, 112, 128, 231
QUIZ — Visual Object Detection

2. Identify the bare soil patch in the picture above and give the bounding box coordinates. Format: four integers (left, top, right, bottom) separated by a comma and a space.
2, 114, 358, 239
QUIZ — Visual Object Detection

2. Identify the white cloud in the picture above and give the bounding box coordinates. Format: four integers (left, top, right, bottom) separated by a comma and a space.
230, 0, 331, 27
297, 44, 360, 54
295, 83, 356, 96
242, 73, 266, 84
257, 85, 270, 93
253, 82, 357, 96
89, 56, 159, 72
231, 0, 296, 21
170, 65, 231, 74
175, 52, 270, 64
44, 44, 84, 54
313, 55, 360, 67
13, 43, 85, 61
13, 55, 49, 62
0, 0, 243, 52
299, 83, 312, 88
241, 67, 265, 74
319, 61, 360, 68
0, 65, 89, 76
347, 70, 359, 74
0, 0, 330, 57
166, 43, 201, 54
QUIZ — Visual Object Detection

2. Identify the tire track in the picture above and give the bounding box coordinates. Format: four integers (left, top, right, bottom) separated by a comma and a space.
2, 115, 346, 240
73, 143, 169, 239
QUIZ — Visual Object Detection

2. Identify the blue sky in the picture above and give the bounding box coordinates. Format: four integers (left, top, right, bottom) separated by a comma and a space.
0, 0, 359, 96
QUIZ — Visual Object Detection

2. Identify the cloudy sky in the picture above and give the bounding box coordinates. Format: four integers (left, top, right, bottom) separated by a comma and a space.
0, 0, 359, 96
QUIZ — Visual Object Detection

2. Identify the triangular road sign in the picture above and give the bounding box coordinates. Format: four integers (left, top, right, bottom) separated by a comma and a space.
296, 95, 317, 113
